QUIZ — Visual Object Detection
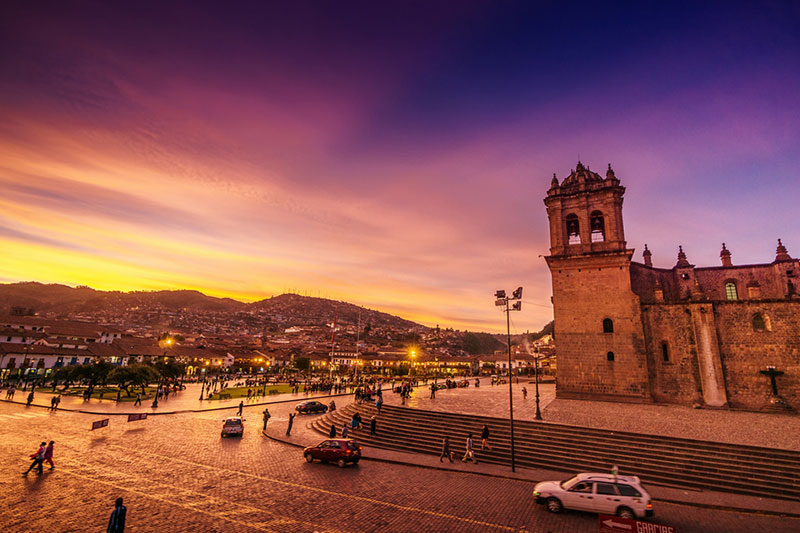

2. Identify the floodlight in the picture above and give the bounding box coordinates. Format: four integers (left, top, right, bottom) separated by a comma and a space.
495, 298, 506, 307
512, 301, 522, 311
512, 287, 523, 299
495, 290, 506, 299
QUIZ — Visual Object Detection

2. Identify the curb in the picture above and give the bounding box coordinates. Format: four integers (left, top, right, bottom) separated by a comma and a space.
0, 392, 353, 416
261, 427, 800, 519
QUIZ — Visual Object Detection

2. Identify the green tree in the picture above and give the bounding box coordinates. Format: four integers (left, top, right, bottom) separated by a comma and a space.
52, 366, 77, 390
76, 360, 114, 386
294, 357, 310, 372
108, 364, 160, 396
154, 359, 186, 381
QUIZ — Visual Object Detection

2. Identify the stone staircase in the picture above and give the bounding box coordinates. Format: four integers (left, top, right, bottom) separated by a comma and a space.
312, 402, 800, 501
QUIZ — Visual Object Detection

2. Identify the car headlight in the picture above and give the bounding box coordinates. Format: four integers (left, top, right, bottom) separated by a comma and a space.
533, 491, 540, 497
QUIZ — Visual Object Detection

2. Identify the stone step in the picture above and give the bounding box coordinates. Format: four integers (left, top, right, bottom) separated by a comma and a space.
317, 405, 800, 501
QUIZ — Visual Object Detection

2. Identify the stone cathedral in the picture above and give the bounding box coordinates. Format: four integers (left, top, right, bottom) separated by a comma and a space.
543, 161, 799, 411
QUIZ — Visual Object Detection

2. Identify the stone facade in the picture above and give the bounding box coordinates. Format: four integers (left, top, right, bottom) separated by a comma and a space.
544, 161, 800, 411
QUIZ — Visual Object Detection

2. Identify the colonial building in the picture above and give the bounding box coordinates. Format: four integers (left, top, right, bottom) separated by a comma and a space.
544, 161, 799, 410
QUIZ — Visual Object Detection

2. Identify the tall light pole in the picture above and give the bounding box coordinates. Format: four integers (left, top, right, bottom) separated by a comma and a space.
533, 349, 542, 420
495, 286, 523, 472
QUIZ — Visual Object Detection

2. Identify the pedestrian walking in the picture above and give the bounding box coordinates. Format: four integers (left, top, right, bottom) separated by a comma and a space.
329, 424, 336, 438
430, 383, 436, 399
26, 391, 34, 407
522, 387, 528, 400
116, 389, 121, 402
375, 396, 383, 414
262, 408, 271, 431
50, 396, 57, 411
369, 416, 377, 436
342, 424, 349, 438
286, 413, 295, 436
23, 442, 46, 475
44, 441, 55, 470
134, 393, 141, 406
462, 433, 477, 463
481, 424, 492, 450
54, 394, 61, 410
440, 436, 453, 463
107, 497, 127, 532
237, 401, 243, 416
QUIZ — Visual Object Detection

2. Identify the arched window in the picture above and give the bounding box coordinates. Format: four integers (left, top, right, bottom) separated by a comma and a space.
724, 281, 738, 300
607, 351, 615, 361
566, 214, 580, 245
590, 211, 605, 242
753, 313, 766, 331
603, 318, 614, 333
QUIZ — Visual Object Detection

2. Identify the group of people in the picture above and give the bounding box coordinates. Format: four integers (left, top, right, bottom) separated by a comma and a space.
48, 394, 61, 410
440, 424, 492, 464
4, 384, 16, 399
23, 440, 55, 475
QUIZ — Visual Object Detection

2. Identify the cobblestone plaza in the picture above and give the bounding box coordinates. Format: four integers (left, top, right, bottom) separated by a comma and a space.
2, 385, 799, 532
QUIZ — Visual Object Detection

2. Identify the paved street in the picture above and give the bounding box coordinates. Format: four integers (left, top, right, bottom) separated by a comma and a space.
1, 401, 798, 532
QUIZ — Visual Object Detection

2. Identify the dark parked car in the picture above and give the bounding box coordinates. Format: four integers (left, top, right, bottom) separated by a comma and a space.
304, 439, 362, 467
295, 400, 328, 414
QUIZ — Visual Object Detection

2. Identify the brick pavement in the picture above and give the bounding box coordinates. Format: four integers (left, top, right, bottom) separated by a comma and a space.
1, 400, 799, 532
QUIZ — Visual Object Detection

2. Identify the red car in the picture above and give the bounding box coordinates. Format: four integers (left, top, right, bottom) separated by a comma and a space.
304, 439, 362, 468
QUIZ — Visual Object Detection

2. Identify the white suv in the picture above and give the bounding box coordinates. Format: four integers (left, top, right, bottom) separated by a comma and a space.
533, 473, 653, 519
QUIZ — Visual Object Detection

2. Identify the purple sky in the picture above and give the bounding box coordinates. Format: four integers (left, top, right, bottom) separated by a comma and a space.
1, 1, 799, 332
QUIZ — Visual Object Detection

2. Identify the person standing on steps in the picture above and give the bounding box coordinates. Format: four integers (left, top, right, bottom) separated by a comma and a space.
462, 433, 476, 463
262, 408, 271, 431
329, 424, 336, 438
286, 413, 295, 436
440, 436, 453, 463
342, 424, 349, 438
369, 416, 377, 436
480, 424, 492, 450
107, 497, 127, 532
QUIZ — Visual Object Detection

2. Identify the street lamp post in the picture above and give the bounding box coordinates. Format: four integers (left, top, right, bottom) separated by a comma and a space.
533, 350, 542, 420
495, 287, 523, 472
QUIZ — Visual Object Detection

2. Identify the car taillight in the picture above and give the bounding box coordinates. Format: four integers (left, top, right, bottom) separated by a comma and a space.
346, 449, 351, 454
646, 502, 653, 509
358, 446, 362, 451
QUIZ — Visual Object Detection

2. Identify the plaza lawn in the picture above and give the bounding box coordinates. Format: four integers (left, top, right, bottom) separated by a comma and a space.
37, 386, 160, 401
207, 384, 295, 400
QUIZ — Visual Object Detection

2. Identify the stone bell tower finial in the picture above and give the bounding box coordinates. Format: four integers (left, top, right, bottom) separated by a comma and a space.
676, 245, 691, 268
643, 244, 652, 267
774, 239, 792, 263
720, 243, 732, 267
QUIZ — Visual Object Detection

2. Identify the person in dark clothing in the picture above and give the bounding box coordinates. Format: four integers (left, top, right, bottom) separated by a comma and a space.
23, 442, 46, 475
26, 391, 34, 406
329, 424, 336, 438
369, 416, 377, 436
481, 424, 492, 450
262, 408, 271, 430
286, 413, 295, 435
440, 436, 453, 463
237, 401, 244, 416
107, 497, 127, 532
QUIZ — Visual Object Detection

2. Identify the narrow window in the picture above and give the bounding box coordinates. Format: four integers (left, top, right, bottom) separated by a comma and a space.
724, 282, 738, 300
590, 211, 605, 242
603, 318, 614, 333
607, 351, 615, 361
661, 341, 670, 362
752, 313, 766, 331
566, 214, 581, 245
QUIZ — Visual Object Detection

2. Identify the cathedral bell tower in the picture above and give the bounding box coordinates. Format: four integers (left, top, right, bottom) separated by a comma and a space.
544, 161, 626, 256
543, 162, 651, 402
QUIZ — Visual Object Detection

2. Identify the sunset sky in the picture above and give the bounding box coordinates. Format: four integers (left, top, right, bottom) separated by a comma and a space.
1, 1, 799, 332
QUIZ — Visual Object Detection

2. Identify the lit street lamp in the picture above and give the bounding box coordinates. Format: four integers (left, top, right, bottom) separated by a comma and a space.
495, 286, 523, 472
